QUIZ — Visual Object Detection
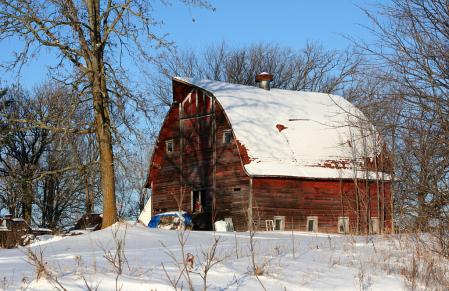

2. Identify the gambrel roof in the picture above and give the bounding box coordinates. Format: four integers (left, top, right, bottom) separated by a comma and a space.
174, 77, 388, 180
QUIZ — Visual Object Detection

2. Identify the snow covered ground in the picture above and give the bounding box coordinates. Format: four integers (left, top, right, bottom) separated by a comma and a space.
0, 222, 446, 290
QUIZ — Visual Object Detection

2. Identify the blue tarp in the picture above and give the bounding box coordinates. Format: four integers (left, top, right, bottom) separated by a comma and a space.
148, 212, 192, 228
148, 215, 162, 228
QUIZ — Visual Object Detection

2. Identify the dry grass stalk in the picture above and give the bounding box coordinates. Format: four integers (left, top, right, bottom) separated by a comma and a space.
97, 223, 130, 276
20, 246, 67, 291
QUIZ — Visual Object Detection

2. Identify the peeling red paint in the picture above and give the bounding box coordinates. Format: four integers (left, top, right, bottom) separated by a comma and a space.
308, 154, 392, 173
236, 140, 251, 165
276, 124, 288, 132
309, 159, 353, 170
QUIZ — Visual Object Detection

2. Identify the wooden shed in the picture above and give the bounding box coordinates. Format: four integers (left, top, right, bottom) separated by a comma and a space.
144, 74, 392, 233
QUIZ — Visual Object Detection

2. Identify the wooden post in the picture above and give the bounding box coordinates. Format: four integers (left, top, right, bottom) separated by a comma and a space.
212, 97, 216, 228
292, 217, 295, 260
149, 186, 153, 218
249, 177, 253, 231
381, 164, 386, 234
179, 102, 184, 212
356, 181, 359, 233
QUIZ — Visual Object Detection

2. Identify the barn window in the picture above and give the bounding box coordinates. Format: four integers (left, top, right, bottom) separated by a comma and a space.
307, 216, 318, 232
274, 216, 285, 231
223, 130, 232, 144
369, 217, 379, 234
192, 190, 207, 213
166, 140, 173, 154
338, 217, 349, 233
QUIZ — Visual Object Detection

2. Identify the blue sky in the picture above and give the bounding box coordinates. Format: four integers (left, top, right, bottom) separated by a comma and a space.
0, 0, 389, 86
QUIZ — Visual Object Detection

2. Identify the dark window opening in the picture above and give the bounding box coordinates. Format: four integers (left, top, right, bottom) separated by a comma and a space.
233, 188, 241, 191
307, 216, 317, 232
192, 190, 207, 213
274, 216, 285, 230
275, 219, 282, 230
223, 130, 232, 144
308, 220, 314, 231
166, 140, 173, 153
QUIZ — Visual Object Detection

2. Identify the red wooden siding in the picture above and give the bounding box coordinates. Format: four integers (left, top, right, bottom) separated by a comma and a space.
252, 177, 391, 233
147, 80, 250, 230
146, 79, 392, 233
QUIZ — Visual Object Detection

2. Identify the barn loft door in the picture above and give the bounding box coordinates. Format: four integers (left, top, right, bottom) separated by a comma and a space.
180, 89, 213, 151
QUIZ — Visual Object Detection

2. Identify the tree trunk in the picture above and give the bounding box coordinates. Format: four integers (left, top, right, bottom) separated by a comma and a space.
91, 66, 117, 228
85, 171, 92, 214
93, 86, 117, 228
22, 179, 33, 225
88, 0, 117, 229
417, 190, 427, 231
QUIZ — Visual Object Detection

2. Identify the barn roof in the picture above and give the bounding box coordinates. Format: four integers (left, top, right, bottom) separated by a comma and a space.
174, 77, 388, 180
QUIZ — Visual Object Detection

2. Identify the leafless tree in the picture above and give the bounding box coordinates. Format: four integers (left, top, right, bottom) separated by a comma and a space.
0, 82, 105, 230
69, 132, 101, 215
0, 86, 57, 224
0, 0, 214, 228
147, 40, 363, 106
116, 144, 152, 219
355, 0, 449, 255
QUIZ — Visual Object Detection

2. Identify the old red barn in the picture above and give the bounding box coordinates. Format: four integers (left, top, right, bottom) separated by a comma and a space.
144, 74, 392, 233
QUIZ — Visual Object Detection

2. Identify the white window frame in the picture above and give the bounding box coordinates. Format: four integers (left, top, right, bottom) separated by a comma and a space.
369, 217, 379, 234
338, 217, 349, 233
273, 216, 285, 231
307, 216, 318, 232
223, 130, 232, 145
166, 140, 174, 154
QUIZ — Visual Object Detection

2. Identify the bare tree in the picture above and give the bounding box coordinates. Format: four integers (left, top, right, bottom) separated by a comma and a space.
147, 40, 363, 106
35, 134, 91, 230
355, 0, 449, 255
0, 87, 56, 224
0, 83, 94, 227
0, 0, 214, 228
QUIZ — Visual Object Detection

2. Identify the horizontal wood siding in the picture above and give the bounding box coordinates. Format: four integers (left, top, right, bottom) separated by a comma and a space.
252, 177, 391, 233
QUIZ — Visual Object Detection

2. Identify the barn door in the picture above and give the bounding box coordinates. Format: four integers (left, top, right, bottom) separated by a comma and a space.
191, 190, 207, 213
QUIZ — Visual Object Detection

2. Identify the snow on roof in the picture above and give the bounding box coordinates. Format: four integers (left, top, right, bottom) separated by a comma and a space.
174, 77, 388, 180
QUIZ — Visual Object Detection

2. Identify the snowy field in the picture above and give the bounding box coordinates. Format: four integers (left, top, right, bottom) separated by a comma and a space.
0, 221, 447, 290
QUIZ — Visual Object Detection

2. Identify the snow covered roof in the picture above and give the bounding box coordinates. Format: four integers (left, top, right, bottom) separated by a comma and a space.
174, 77, 388, 180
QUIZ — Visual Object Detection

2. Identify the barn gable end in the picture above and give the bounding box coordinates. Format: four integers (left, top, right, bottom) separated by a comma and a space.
147, 80, 250, 230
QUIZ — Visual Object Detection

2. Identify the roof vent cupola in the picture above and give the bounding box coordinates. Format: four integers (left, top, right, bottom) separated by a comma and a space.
255, 72, 274, 91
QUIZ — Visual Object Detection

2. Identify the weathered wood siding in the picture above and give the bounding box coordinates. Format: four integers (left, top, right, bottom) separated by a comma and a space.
147, 80, 250, 230
146, 79, 392, 233
252, 177, 391, 233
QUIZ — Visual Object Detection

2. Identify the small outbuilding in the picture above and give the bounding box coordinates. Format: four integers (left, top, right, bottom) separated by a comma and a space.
144, 74, 392, 233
